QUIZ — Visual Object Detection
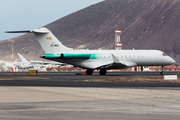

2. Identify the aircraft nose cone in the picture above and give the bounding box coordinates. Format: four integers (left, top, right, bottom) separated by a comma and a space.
170, 58, 176, 64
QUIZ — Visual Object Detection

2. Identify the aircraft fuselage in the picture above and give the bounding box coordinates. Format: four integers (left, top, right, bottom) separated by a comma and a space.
40, 50, 175, 69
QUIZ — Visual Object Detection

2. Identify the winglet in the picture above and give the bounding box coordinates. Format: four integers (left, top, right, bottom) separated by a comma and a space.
111, 54, 119, 63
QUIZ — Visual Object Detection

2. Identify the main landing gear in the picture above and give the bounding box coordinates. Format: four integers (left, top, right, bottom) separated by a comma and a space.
99, 69, 107, 75
86, 69, 107, 75
86, 69, 93, 75
160, 66, 165, 75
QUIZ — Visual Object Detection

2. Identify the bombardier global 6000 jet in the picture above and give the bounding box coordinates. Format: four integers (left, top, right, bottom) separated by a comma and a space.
6, 27, 175, 75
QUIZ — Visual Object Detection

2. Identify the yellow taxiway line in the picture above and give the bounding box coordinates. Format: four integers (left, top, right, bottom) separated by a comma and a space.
0, 77, 50, 80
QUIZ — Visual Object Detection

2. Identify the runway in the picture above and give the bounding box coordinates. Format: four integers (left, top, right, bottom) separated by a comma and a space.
0, 71, 180, 87
0, 71, 180, 120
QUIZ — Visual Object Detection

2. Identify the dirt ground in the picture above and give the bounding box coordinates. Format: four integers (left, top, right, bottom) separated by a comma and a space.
73, 76, 180, 83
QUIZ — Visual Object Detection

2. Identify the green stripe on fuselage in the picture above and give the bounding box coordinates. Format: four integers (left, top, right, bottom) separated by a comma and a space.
90, 54, 97, 59
41, 54, 92, 59
63, 54, 91, 59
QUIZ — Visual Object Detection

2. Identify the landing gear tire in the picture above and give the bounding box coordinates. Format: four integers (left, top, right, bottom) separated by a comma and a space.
160, 72, 164, 75
99, 69, 107, 75
160, 66, 165, 75
86, 69, 93, 75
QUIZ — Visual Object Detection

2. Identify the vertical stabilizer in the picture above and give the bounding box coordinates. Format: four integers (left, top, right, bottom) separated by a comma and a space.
5, 27, 73, 54
32, 27, 73, 54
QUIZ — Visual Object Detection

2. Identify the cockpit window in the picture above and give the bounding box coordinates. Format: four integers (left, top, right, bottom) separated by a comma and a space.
162, 53, 167, 56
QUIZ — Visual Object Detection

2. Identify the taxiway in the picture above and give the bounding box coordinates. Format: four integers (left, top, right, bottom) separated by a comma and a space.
0, 71, 180, 87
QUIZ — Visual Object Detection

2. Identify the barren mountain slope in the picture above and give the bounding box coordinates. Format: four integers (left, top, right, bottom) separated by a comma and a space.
1, 0, 180, 64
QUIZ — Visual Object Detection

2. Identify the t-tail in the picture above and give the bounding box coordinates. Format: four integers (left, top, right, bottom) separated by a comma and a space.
5, 27, 73, 54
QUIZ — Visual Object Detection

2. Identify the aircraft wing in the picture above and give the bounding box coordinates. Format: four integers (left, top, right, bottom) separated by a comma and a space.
112, 54, 137, 67
107, 60, 137, 68
94, 54, 137, 69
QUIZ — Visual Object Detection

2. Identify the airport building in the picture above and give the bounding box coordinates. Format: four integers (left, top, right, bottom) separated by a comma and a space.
1, 60, 179, 72
45, 65, 180, 72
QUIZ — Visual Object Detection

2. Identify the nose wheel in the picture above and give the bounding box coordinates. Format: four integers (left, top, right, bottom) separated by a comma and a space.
160, 66, 165, 75
160, 72, 164, 75
99, 69, 107, 75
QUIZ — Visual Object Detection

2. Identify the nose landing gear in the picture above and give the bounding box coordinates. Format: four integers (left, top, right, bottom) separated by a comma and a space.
160, 66, 164, 75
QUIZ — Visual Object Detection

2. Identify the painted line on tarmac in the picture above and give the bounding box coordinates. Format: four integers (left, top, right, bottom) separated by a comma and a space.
0, 78, 14, 80
0, 77, 50, 80
19, 77, 50, 80
3, 106, 180, 112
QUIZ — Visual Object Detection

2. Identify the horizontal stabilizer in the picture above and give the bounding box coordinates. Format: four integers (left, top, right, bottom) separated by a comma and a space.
5, 30, 31, 33
5, 28, 49, 34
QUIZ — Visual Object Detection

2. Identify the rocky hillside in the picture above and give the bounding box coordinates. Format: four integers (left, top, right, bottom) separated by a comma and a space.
1, 0, 180, 64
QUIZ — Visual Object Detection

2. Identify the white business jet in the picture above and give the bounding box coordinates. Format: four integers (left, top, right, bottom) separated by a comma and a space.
6, 27, 175, 75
